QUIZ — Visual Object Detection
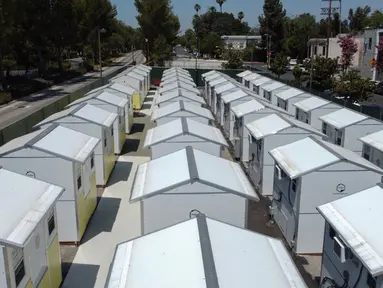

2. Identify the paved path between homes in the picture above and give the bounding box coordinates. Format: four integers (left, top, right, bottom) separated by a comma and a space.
0, 51, 145, 131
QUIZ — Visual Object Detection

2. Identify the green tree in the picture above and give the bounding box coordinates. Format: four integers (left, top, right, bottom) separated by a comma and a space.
238, 11, 244, 22
222, 47, 243, 69
269, 52, 288, 78
348, 6, 371, 32
368, 10, 383, 28
304, 56, 338, 90
292, 65, 304, 87
194, 4, 201, 15
216, 0, 226, 13
152, 35, 172, 66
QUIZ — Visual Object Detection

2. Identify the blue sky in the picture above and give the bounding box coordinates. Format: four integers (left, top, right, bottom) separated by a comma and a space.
111, 0, 381, 33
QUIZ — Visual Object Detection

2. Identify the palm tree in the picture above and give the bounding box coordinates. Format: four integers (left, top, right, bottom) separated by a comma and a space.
216, 0, 226, 13
238, 11, 244, 22
194, 4, 201, 15
208, 6, 217, 13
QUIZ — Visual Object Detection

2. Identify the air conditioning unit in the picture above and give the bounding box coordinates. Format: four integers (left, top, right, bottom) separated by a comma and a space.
334, 236, 347, 263
275, 165, 283, 180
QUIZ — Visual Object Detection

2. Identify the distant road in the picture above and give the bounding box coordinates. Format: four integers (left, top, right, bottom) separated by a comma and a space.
0, 51, 144, 130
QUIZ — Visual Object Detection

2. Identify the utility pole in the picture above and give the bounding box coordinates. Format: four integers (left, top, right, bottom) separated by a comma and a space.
98, 27, 102, 78
326, 0, 332, 58
321, 0, 341, 58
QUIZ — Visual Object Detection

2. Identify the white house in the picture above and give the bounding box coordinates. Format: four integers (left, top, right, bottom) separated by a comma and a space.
110, 71, 146, 108
293, 96, 341, 131
34, 103, 117, 187
201, 69, 217, 79
317, 185, 383, 288
159, 81, 200, 96
0, 124, 100, 244
230, 99, 292, 162
220, 89, 254, 139
212, 81, 237, 115
105, 215, 307, 288
143, 118, 228, 158
151, 100, 214, 125
246, 114, 325, 197
319, 108, 383, 155
66, 91, 128, 154
130, 146, 259, 234
131, 66, 150, 92
207, 76, 229, 107
250, 76, 273, 95
269, 136, 383, 254
155, 89, 205, 107
236, 69, 252, 84
163, 67, 190, 76
242, 72, 262, 90
275, 88, 310, 115
359, 129, 383, 169
162, 71, 193, 82
203, 72, 221, 102
260, 81, 288, 105
160, 76, 196, 88
137, 64, 152, 86
0, 168, 64, 288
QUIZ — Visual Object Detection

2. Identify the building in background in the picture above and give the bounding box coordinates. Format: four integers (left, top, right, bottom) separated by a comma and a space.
360, 28, 383, 81
221, 35, 262, 50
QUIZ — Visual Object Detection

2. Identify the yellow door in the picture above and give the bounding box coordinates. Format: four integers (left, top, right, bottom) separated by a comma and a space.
132, 93, 141, 110
119, 121, 126, 152
104, 139, 115, 182
77, 172, 97, 239
26, 280, 33, 288
47, 235, 62, 288
36, 271, 50, 288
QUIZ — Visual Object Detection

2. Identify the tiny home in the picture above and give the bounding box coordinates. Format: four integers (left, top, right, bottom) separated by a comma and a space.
151, 100, 214, 125
162, 72, 193, 82
246, 114, 325, 196
130, 67, 150, 93
34, 103, 117, 186
269, 136, 383, 254
201, 69, 218, 79
155, 89, 205, 108
359, 129, 383, 169
160, 76, 196, 87
110, 71, 146, 109
159, 81, 200, 96
0, 124, 100, 244
203, 72, 221, 102
250, 76, 273, 95
220, 89, 254, 137
236, 69, 252, 84
317, 185, 383, 288
260, 81, 288, 105
293, 96, 341, 130
137, 64, 152, 87
144, 118, 228, 158
0, 168, 64, 288
105, 215, 307, 288
243, 72, 262, 90
66, 91, 128, 153
319, 108, 383, 155
275, 88, 310, 115
130, 146, 259, 234
163, 67, 190, 76
212, 81, 237, 115
207, 76, 228, 107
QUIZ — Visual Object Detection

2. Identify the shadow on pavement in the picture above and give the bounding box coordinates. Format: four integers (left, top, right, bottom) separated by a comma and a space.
61, 263, 100, 288
121, 139, 140, 154
130, 123, 145, 134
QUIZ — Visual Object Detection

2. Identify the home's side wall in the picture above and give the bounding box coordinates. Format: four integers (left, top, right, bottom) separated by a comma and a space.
311, 104, 341, 131
287, 95, 310, 116
0, 247, 9, 287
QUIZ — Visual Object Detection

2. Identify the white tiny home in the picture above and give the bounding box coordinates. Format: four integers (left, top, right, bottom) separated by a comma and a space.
317, 185, 383, 288
201, 69, 217, 79
260, 81, 288, 105
246, 114, 325, 197
250, 76, 273, 95
156, 89, 205, 108
203, 72, 221, 103
220, 89, 254, 137
319, 108, 383, 155
105, 215, 307, 288
212, 81, 237, 115
163, 67, 190, 76
66, 91, 128, 154
275, 88, 310, 115
144, 118, 228, 158
162, 71, 193, 82
159, 81, 200, 96
151, 100, 214, 125
236, 69, 252, 84
131, 66, 150, 92
269, 136, 383, 254
293, 96, 341, 131
0, 124, 100, 244
160, 76, 196, 87
110, 71, 145, 99
242, 72, 262, 90
359, 129, 383, 169
34, 103, 117, 186
0, 168, 64, 288
207, 76, 228, 107
130, 146, 259, 234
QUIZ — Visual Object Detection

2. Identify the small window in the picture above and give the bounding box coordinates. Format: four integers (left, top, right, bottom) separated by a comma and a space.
14, 259, 26, 287
322, 122, 327, 134
368, 38, 372, 50
335, 129, 342, 146
104, 138, 107, 147
118, 116, 121, 124
111, 128, 114, 136
367, 273, 376, 288
295, 109, 299, 120
322, 45, 326, 55
77, 175, 82, 190
90, 153, 94, 168
329, 226, 336, 239
264, 91, 271, 101
314, 45, 317, 55
245, 80, 249, 88
48, 213, 55, 236
363, 145, 371, 160
292, 178, 298, 192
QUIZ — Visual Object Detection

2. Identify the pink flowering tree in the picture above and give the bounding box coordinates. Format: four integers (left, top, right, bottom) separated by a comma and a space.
338, 34, 358, 74
377, 36, 383, 76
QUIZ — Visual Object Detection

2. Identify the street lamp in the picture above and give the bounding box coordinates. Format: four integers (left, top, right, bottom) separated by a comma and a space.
145, 38, 149, 65
98, 27, 106, 79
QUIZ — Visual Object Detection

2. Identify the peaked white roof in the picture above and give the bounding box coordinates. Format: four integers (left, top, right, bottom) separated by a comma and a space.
231, 99, 265, 118
144, 118, 228, 148
205, 73, 221, 82
209, 77, 227, 87
222, 89, 249, 104
164, 67, 189, 75
0, 168, 64, 247
293, 96, 331, 112
68, 91, 128, 109
138, 64, 151, 72
130, 147, 259, 202
161, 77, 196, 87
359, 129, 383, 152
215, 82, 236, 95
275, 88, 304, 100
126, 71, 145, 80
319, 108, 368, 129
131, 68, 148, 77
269, 136, 383, 179
262, 81, 286, 92
85, 83, 136, 97
317, 185, 383, 277
251, 76, 272, 86
36, 103, 117, 128
162, 72, 192, 81
202, 70, 218, 78
156, 89, 205, 105
243, 73, 261, 81
151, 101, 213, 121
106, 215, 307, 288
236, 70, 252, 77
0, 124, 99, 163
159, 81, 200, 95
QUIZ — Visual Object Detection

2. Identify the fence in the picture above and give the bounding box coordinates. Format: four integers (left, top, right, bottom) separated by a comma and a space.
164, 59, 227, 70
